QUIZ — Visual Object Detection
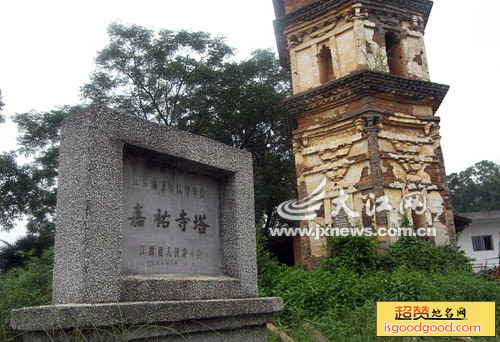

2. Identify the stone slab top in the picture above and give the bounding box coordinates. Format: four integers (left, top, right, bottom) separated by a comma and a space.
53, 106, 258, 304
10, 297, 284, 332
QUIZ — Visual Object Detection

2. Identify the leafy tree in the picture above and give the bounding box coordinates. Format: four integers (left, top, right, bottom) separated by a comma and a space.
11, 107, 79, 238
0, 236, 53, 272
448, 160, 500, 212
0, 107, 71, 271
82, 23, 295, 229
0, 89, 4, 123
0, 24, 295, 242
81, 23, 233, 126
0, 107, 79, 238
0, 153, 33, 230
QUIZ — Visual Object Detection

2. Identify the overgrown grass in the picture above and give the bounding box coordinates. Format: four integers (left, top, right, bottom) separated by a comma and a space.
1, 237, 499, 342
0, 250, 52, 341
259, 236, 500, 341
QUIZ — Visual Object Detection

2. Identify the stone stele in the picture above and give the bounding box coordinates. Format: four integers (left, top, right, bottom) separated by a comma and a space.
10, 106, 282, 341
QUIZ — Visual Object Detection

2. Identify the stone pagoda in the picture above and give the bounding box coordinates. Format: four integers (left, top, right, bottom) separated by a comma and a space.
272, 0, 455, 268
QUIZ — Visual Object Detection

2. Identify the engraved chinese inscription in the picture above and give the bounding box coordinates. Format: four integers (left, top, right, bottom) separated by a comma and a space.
121, 153, 221, 275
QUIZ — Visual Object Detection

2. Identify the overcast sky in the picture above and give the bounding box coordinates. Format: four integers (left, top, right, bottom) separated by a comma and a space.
0, 0, 499, 243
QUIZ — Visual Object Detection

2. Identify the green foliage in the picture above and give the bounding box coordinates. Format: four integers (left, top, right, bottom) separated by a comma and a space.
258, 258, 500, 341
1, 25, 295, 237
379, 237, 473, 273
14, 107, 72, 156
256, 224, 289, 295
0, 235, 54, 272
0, 106, 77, 238
81, 23, 234, 125
82, 24, 294, 229
324, 236, 377, 274
0, 152, 38, 231
0, 250, 52, 338
10, 107, 77, 238
258, 234, 491, 341
82, 24, 295, 228
0, 89, 4, 123
266, 267, 363, 322
398, 212, 412, 228
448, 160, 500, 212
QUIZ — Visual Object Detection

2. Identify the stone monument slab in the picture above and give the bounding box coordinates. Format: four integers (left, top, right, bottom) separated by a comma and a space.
121, 151, 221, 276
10, 106, 282, 341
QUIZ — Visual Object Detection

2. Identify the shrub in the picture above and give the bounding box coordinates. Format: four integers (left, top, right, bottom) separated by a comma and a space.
379, 237, 473, 273
259, 234, 497, 341
324, 236, 377, 274
0, 235, 54, 273
0, 249, 53, 338
261, 266, 500, 341
257, 225, 289, 296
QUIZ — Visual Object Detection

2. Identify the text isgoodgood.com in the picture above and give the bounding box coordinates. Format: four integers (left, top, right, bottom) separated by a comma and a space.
384, 322, 481, 335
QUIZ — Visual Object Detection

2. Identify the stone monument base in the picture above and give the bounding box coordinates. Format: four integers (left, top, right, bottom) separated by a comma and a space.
11, 298, 282, 342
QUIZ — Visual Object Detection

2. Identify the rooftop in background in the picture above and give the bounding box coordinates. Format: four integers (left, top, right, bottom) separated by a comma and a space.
455, 211, 500, 233
459, 211, 500, 223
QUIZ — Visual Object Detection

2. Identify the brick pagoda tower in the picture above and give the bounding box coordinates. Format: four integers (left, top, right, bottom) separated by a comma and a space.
272, 0, 455, 268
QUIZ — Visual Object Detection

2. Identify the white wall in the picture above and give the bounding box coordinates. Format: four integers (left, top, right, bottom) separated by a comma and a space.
456, 212, 500, 272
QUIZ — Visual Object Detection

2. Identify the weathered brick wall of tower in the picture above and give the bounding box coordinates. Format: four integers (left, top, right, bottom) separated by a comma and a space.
272, 0, 455, 269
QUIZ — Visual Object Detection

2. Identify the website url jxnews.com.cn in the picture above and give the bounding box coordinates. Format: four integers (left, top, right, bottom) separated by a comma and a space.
268, 226, 436, 239
384, 322, 482, 335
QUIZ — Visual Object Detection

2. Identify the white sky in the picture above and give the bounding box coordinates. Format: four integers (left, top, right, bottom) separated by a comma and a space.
0, 0, 499, 243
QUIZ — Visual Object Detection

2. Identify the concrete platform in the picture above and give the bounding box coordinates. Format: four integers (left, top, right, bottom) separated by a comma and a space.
11, 297, 283, 341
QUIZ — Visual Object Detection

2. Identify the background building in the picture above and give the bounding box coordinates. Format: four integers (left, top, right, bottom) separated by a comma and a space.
456, 211, 500, 272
